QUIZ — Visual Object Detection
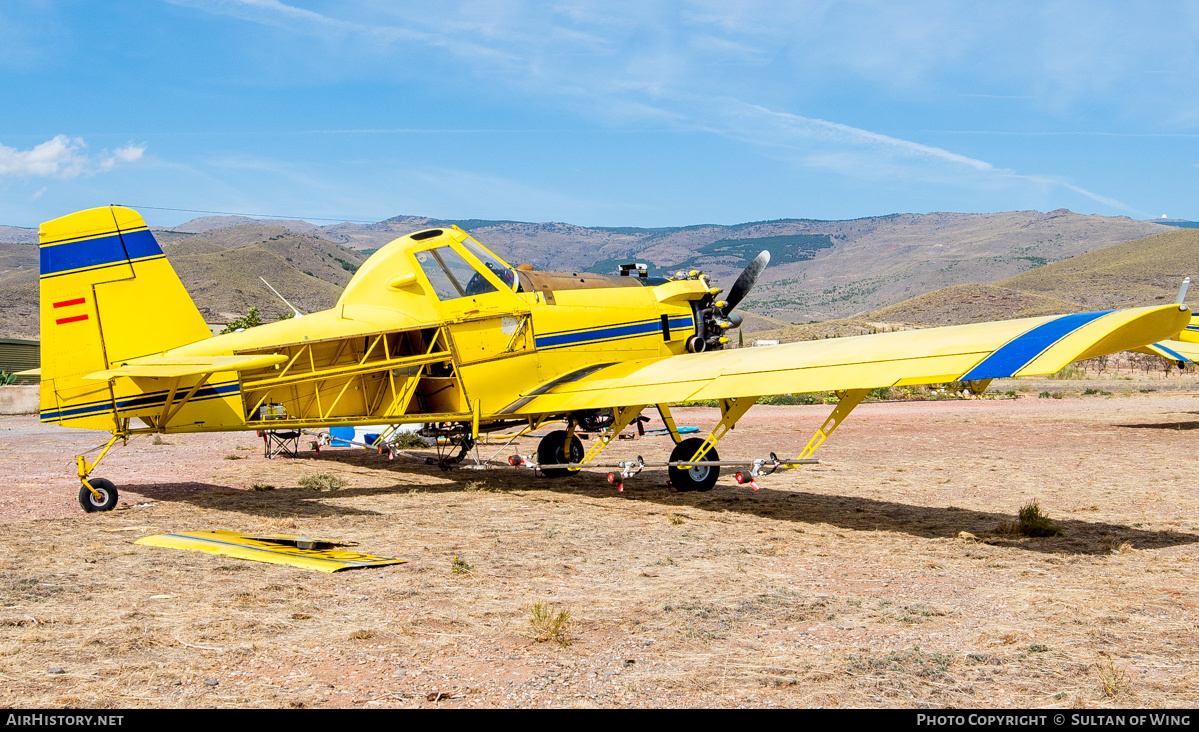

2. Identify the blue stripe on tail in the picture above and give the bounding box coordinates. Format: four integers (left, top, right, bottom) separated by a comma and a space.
40, 229, 163, 277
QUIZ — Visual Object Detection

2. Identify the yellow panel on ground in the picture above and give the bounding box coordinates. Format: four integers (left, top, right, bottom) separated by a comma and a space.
135, 531, 406, 572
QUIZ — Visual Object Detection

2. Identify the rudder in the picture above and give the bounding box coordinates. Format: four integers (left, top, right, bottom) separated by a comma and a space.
39, 206, 210, 427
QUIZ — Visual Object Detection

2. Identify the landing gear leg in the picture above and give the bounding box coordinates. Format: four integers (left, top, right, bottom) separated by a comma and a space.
655, 403, 683, 445
536, 430, 584, 478
76, 433, 123, 513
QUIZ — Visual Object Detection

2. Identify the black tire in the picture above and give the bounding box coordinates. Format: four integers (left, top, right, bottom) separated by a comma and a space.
537, 430, 584, 479
669, 438, 719, 492
78, 478, 118, 513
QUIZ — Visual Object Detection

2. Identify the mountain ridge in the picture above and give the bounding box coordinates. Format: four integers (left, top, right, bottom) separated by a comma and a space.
0, 209, 1171, 340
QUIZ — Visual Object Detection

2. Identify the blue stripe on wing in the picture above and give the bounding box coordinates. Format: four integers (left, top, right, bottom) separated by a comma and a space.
960, 310, 1114, 381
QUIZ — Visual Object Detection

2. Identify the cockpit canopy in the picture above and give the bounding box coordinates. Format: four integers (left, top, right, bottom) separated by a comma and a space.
413, 238, 516, 300
340, 224, 667, 315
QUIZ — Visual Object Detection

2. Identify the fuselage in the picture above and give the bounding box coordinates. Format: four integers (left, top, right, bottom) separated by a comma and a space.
57, 225, 714, 434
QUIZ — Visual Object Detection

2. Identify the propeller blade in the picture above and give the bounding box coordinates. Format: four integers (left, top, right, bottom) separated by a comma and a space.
723, 250, 770, 313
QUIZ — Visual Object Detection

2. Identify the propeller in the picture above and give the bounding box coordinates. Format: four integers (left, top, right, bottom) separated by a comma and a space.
685, 250, 771, 352
721, 250, 770, 316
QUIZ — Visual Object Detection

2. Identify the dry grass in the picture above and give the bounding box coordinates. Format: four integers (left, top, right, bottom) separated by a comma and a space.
297, 473, 345, 491
528, 601, 571, 646
1094, 656, 1132, 699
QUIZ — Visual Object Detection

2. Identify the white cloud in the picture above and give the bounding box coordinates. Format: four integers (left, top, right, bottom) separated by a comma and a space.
98, 143, 147, 171
699, 100, 1135, 212
171, 1, 1143, 213
111, 143, 147, 163
0, 136, 145, 178
0, 136, 89, 177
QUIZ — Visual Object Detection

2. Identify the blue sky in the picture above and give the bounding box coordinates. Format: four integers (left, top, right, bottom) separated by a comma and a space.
1, 1, 1198, 227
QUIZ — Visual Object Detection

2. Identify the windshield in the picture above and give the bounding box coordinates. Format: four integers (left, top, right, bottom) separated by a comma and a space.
414, 245, 498, 300
462, 237, 516, 291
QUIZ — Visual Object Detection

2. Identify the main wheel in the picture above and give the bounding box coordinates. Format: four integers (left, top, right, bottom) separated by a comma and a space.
537, 430, 584, 479
669, 438, 719, 492
78, 478, 118, 513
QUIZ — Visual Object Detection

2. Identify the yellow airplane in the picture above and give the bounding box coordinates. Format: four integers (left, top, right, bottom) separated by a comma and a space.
38, 206, 1191, 512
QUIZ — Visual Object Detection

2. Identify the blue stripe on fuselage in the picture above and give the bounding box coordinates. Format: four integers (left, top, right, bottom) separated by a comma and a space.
535, 316, 693, 350
40, 229, 163, 277
959, 310, 1114, 381
40, 382, 240, 422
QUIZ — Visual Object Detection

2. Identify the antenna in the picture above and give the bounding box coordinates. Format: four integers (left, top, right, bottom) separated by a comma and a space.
1176, 277, 1191, 305
260, 277, 304, 318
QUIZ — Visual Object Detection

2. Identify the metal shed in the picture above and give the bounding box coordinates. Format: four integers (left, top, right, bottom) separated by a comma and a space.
0, 339, 39, 384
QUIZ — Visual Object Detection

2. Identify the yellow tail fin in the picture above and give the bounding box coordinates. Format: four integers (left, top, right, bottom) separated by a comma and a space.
39, 206, 210, 427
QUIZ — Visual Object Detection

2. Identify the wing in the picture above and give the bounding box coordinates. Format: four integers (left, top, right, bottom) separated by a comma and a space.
83, 354, 288, 380
503, 305, 1189, 414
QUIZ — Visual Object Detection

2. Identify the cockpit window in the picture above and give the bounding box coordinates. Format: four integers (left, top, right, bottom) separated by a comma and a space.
414, 245, 497, 301
462, 237, 516, 292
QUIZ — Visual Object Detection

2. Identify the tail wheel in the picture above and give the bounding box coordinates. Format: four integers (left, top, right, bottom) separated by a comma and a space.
537, 430, 584, 479
668, 437, 719, 492
78, 478, 118, 513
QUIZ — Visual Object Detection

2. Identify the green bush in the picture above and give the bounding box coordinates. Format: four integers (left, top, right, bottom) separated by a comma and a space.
1017, 500, 1062, 537
389, 430, 429, 449
760, 393, 825, 405
220, 306, 262, 334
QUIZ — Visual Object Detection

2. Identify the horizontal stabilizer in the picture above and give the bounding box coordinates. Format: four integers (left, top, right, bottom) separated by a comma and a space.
84, 354, 288, 380
1135, 340, 1199, 365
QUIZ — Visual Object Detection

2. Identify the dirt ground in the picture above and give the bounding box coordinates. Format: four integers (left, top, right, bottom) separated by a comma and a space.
1, 382, 1198, 709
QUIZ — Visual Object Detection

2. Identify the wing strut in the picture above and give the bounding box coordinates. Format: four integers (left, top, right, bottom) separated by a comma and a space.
655, 403, 684, 445
577, 404, 647, 467
795, 389, 868, 462
682, 396, 758, 466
